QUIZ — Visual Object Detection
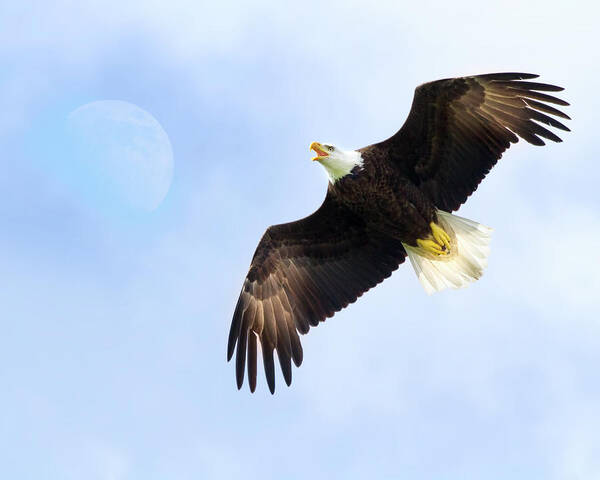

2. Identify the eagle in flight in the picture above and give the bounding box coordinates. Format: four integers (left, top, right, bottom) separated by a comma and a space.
227, 72, 570, 393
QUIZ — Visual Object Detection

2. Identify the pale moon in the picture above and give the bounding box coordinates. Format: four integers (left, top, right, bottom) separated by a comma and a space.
67, 101, 174, 212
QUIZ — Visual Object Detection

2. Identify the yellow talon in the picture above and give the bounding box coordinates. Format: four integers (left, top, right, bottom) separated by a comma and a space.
430, 222, 451, 251
417, 238, 446, 256
412, 222, 453, 258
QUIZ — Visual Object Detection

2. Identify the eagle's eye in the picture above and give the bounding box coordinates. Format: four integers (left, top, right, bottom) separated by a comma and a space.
327, 145, 334, 152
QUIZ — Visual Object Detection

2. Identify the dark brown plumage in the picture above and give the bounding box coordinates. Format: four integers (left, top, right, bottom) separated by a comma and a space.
228, 72, 570, 393
375, 72, 570, 212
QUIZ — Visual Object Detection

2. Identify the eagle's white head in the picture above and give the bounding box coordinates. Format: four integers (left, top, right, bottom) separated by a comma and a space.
310, 142, 364, 184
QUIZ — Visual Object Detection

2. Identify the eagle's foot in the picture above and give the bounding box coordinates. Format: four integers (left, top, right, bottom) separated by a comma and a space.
416, 238, 448, 257
430, 222, 451, 252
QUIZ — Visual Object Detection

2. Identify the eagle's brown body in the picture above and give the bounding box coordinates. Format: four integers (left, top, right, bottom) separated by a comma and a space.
228, 72, 570, 393
332, 150, 437, 245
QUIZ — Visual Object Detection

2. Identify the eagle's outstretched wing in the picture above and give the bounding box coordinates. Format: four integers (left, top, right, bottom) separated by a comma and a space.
227, 191, 407, 393
369, 72, 570, 212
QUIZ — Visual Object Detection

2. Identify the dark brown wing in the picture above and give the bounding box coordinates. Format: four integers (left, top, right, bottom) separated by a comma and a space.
227, 191, 407, 393
369, 72, 570, 212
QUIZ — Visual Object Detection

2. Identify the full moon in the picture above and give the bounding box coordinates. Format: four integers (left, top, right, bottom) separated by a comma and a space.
67, 100, 174, 212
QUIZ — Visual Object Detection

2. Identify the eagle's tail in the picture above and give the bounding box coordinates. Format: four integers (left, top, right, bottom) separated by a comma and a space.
403, 210, 493, 295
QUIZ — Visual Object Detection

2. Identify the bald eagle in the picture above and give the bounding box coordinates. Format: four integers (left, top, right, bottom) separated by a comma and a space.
228, 72, 570, 393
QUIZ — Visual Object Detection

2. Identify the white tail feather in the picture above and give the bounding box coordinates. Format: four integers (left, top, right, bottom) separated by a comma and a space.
403, 210, 493, 295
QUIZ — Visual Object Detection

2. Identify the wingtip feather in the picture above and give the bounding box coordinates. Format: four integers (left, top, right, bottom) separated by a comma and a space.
477, 72, 539, 81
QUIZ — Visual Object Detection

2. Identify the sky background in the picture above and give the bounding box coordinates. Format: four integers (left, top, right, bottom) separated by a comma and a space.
1, 1, 599, 479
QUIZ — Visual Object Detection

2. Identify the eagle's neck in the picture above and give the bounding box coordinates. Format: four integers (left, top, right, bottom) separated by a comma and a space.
321, 150, 364, 184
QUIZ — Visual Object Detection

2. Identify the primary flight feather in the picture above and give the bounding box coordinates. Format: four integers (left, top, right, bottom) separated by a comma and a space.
227, 72, 570, 393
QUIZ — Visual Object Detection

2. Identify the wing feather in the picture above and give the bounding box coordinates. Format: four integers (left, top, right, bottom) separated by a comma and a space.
286, 311, 303, 367
494, 80, 564, 91
524, 98, 571, 118
278, 349, 293, 387
273, 296, 292, 357
227, 292, 249, 361
371, 72, 570, 211
228, 192, 406, 392
262, 297, 278, 347
261, 340, 276, 394
248, 331, 258, 393
235, 324, 248, 390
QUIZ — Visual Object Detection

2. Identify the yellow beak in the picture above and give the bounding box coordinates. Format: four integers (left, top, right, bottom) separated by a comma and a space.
310, 142, 329, 161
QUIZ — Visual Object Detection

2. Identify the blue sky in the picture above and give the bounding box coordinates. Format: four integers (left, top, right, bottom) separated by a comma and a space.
1, 1, 599, 479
